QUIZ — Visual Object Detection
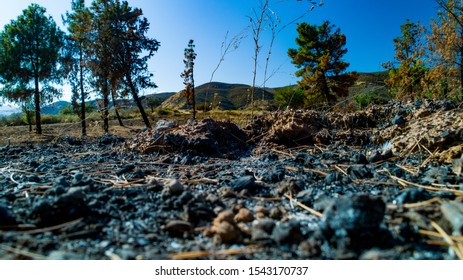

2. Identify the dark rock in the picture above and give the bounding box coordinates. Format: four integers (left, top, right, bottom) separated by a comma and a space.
27, 174, 41, 183
320, 194, 390, 256
0, 204, 17, 226
351, 153, 369, 165
54, 176, 70, 187
230, 176, 260, 194
271, 219, 303, 245
163, 179, 185, 196
391, 115, 406, 125
394, 188, 432, 205
35, 164, 52, 173
252, 218, 276, 235
164, 220, 193, 237
348, 165, 373, 179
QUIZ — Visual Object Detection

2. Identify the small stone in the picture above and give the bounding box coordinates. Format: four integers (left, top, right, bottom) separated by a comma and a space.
214, 210, 235, 225
253, 205, 269, 216
164, 179, 185, 196
54, 176, 69, 187
214, 221, 242, 244
234, 208, 254, 223
255, 212, 266, 219
391, 115, 406, 125
348, 165, 373, 179
351, 153, 368, 165
269, 207, 283, 220
230, 176, 259, 193
252, 218, 276, 234
271, 220, 303, 245
155, 120, 177, 131
164, 220, 193, 237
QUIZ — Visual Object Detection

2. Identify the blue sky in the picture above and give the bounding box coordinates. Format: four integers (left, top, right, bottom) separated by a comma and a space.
0, 0, 439, 101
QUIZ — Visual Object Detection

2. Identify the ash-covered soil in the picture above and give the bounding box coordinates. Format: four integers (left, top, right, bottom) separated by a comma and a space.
1, 100, 463, 260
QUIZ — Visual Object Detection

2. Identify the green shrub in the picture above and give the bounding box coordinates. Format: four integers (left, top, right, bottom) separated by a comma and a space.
353, 89, 391, 109
274, 86, 305, 109
0, 113, 24, 126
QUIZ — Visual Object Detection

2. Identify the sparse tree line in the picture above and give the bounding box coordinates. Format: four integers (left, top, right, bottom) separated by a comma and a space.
0, 0, 158, 135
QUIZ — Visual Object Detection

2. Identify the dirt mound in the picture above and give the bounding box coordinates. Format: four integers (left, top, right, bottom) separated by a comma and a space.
247, 106, 391, 147
376, 109, 463, 163
125, 118, 247, 157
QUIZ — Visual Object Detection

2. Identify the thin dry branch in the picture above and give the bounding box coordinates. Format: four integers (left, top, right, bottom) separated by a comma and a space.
284, 193, 323, 218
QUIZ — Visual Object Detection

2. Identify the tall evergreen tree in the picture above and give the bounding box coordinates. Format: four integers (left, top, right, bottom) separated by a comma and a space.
89, 0, 113, 133
0, 4, 64, 134
181, 39, 197, 120
288, 21, 357, 106
108, 0, 160, 129
63, 0, 93, 136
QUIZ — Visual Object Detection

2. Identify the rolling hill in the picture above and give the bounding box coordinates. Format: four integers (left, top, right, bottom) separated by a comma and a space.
160, 82, 276, 110
161, 72, 389, 110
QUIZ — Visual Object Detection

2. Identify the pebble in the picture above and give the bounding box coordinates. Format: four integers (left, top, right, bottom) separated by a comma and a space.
271, 220, 303, 245
164, 179, 185, 196
234, 208, 254, 223
391, 115, 406, 125
164, 220, 193, 237
213, 221, 242, 244
230, 176, 259, 193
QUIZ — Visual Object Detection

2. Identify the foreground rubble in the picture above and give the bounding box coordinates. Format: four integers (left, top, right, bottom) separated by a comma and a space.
1, 101, 463, 260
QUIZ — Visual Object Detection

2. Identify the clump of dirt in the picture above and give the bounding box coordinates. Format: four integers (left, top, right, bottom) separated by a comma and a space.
376, 110, 463, 163
124, 118, 247, 158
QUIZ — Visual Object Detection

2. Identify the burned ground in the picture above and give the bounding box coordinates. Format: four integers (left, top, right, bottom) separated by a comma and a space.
1, 101, 463, 260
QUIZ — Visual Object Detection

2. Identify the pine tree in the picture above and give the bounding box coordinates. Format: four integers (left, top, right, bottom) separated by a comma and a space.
181, 39, 197, 120
63, 0, 93, 136
0, 4, 64, 134
288, 21, 357, 106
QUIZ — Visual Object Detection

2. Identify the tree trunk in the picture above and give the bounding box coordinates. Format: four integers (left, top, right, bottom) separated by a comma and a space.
79, 49, 87, 136
127, 75, 151, 129
102, 79, 109, 133
34, 76, 42, 135
111, 87, 124, 127
321, 74, 331, 105
191, 68, 196, 120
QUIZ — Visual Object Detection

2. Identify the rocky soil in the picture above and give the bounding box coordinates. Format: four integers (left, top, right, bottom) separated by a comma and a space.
1, 100, 463, 260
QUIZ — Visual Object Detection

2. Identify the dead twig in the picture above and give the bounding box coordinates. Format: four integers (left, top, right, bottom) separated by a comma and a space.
169, 245, 261, 260
284, 194, 323, 218
387, 197, 442, 210
430, 221, 463, 260
1, 218, 84, 235
0, 244, 46, 260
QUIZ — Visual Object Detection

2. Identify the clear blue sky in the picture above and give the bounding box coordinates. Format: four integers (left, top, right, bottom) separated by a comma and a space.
0, 0, 439, 101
